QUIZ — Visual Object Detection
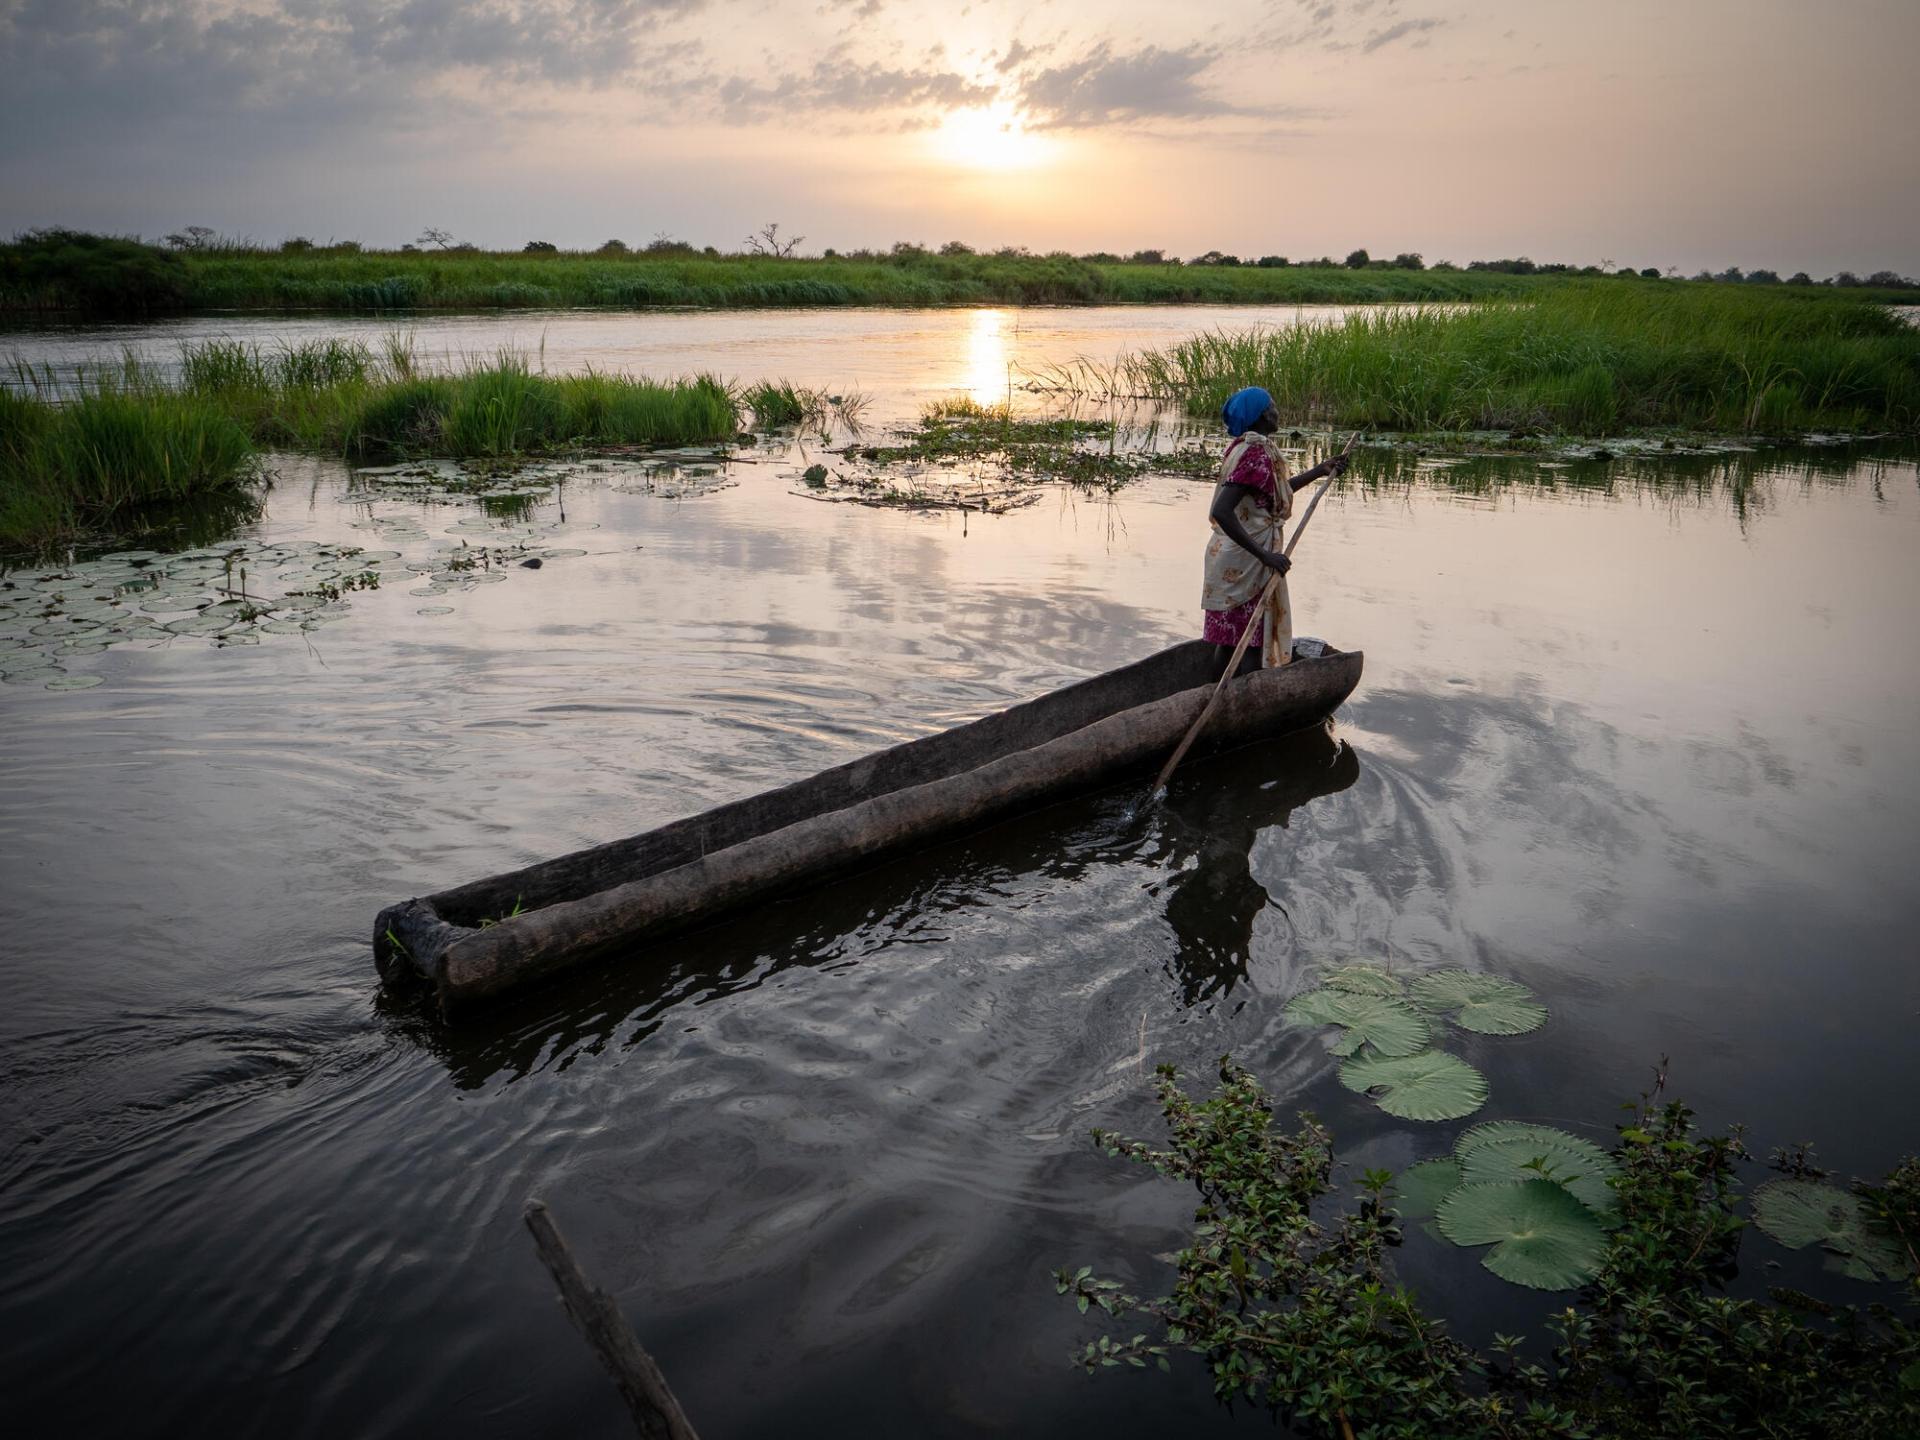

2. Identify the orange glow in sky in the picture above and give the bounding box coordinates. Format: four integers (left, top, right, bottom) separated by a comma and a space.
929, 104, 1056, 173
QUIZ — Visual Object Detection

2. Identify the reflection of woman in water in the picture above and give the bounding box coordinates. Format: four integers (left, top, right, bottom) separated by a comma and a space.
1202, 387, 1349, 669
1158, 722, 1359, 1005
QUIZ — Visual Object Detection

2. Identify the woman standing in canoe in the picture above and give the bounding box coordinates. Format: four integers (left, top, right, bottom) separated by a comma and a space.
1202, 386, 1348, 669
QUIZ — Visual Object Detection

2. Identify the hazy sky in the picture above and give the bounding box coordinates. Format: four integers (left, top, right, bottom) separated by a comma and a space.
3, 0, 1916, 274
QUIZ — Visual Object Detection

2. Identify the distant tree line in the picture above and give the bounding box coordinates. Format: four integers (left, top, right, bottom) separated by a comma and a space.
134, 225, 1920, 286
7, 227, 1913, 315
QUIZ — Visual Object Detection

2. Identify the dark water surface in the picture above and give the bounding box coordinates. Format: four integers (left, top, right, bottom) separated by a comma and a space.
3, 311, 1919, 1437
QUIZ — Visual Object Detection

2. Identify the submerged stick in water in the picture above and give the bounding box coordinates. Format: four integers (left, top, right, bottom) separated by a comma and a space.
524, 1199, 702, 1440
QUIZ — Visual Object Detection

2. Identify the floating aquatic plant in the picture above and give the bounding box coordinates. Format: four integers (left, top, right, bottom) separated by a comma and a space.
1390, 1121, 1621, 1272
0, 501, 595, 692
1284, 987, 1429, 1057
1436, 1178, 1610, 1290
1409, 968, 1548, 1035
1320, 962, 1403, 997
1288, 962, 1539, 1121
1390, 1157, 1464, 1221
1753, 1178, 1908, 1281
1455, 1121, 1620, 1218
1337, 1049, 1488, 1122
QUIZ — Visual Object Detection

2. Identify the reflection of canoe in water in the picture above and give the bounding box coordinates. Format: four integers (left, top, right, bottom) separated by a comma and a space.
374, 638, 1364, 1010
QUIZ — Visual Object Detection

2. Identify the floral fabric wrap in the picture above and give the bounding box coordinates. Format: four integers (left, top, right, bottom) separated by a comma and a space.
1200, 432, 1294, 666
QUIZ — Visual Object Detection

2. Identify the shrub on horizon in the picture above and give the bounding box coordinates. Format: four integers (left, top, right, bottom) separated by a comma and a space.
0, 229, 190, 313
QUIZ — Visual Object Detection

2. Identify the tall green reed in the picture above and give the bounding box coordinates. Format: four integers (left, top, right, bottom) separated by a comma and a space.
1109, 284, 1919, 435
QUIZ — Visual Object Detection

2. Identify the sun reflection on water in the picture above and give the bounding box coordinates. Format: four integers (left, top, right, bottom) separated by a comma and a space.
965, 308, 1010, 406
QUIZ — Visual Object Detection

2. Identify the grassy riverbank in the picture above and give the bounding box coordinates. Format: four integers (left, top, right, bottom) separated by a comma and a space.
1, 341, 741, 549
1104, 283, 1920, 435
8, 233, 1916, 318
2, 237, 1563, 314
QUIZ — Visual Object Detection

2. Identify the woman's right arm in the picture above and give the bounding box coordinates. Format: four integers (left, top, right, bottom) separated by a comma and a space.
1209, 483, 1290, 574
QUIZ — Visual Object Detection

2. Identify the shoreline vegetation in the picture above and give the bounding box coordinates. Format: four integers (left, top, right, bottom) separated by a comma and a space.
4, 230, 1919, 317
1073, 283, 1920, 436
4, 284, 1916, 552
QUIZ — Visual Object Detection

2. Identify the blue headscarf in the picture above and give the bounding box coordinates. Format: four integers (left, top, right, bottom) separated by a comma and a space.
1220, 386, 1274, 437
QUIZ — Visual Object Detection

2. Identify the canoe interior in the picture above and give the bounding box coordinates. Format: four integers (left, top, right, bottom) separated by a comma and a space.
427, 639, 1236, 927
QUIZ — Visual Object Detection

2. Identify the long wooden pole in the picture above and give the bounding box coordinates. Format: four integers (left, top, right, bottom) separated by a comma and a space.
524, 1200, 703, 1440
1149, 433, 1359, 797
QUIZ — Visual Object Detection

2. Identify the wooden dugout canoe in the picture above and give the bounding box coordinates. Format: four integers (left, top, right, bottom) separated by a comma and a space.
374, 639, 1363, 1010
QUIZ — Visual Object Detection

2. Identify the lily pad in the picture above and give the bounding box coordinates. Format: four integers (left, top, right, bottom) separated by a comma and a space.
1285, 988, 1430, 1057
164, 614, 232, 636
1322, 963, 1403, 997
1437, 1180, 1609, 1290
1455, 1123, 1620, 1218
1393, 1158, 1464, 1220
1338, 1049, 1488, 1121
416, 606, 455, 616
44, 673, 104, 691
1409, 969, 1548, 1035
1753, 1179, 1907, 1281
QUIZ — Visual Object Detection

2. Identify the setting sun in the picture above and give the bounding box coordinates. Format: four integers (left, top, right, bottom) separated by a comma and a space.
930, 103, 1054, 171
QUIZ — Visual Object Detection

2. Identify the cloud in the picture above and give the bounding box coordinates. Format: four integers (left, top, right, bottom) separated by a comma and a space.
1, 1, 708, 96
709, 53, 996, 124
1014, 43, 1235, 129
995, 38, 1031, 72
1360, 17, 1442, 54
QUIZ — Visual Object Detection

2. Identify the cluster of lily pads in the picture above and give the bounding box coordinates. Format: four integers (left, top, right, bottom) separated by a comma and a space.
1396, 1122, 1621, 1290
1288, 962, 1915, 1293
352, 450, 740, 507
1285, 964, 1632, 1290
1751, 1176, 1909, 1282
1393, 1115, 1909, 1295
0, 542, 366, 690
1284, 963, 1546, 1123
0, 515, 592, 692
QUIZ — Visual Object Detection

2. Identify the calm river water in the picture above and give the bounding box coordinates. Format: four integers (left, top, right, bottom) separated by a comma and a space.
3, 306, 1918, 1437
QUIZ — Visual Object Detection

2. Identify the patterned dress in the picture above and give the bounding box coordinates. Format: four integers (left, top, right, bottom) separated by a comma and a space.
1200, 433, 1294, 666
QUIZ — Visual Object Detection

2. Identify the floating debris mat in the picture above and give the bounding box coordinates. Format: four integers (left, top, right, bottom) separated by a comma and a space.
374, 640, 1364, 1010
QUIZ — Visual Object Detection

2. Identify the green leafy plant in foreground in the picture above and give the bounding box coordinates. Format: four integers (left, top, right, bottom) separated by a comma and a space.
1058, 1058, 1920, 1437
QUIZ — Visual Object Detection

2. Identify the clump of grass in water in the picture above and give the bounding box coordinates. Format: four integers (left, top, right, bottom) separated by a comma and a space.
0, 366, 261, 549
739, 379, 819, 428
2, 342, 742, 548
1110, 282, 1920, 436
175, 338, 737, 457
